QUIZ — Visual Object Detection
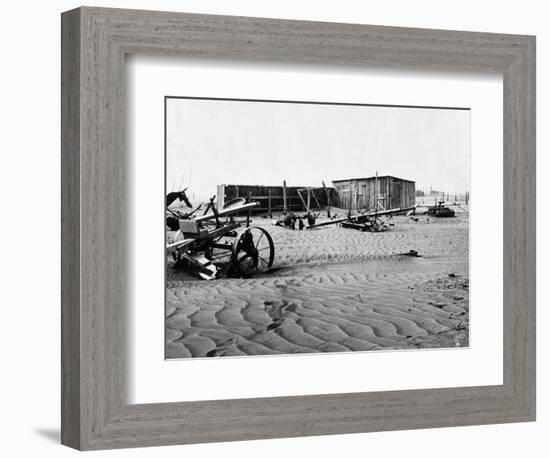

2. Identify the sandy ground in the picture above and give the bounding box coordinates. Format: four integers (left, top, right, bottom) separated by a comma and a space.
166, 211, 469, 358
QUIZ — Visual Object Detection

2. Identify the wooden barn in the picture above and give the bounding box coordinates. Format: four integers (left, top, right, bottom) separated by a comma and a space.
332, 175, 415, 212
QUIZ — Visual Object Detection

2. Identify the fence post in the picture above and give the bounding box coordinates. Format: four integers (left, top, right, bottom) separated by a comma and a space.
268, 188, 272, 218
283, 180, 288, 213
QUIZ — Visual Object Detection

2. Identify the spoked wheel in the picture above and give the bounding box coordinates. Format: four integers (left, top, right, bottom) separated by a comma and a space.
230, 226, 274, 277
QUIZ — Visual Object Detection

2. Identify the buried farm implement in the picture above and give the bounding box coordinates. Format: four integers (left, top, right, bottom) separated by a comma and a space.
306, 205, 418, 232
166, 198, 275, 280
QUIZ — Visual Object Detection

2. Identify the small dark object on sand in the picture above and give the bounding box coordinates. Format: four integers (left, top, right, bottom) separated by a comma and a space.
398, 249, 421, 257
448, 273, 457, 278
429, 301, 446, 309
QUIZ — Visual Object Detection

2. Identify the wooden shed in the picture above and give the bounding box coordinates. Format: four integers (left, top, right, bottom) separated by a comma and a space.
332, 175, 415, 212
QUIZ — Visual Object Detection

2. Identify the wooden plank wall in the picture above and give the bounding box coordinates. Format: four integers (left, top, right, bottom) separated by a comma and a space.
218, 184, 340, 213
333, 178, 415, 211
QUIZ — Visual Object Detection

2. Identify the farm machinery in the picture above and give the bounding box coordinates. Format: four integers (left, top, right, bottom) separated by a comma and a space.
306, 205, 417, 232
420, 200, 469, 218
166, 196, 275, 280
425, 201, 456, 218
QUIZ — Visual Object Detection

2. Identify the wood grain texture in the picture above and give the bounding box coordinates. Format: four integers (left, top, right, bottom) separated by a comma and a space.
60, 8, 81, 450
61, 6, 536, 450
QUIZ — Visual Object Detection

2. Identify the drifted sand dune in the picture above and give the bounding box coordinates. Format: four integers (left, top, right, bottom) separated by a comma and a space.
166, 214, 469, 359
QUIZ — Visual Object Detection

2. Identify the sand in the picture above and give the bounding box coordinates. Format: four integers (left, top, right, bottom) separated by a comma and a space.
166, 212, 469, 358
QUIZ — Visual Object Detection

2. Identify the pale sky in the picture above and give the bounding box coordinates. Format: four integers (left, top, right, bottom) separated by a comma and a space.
166, 97, 470, 202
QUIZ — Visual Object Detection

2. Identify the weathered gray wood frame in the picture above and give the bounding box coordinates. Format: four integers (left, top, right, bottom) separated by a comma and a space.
61, 6, 536, 450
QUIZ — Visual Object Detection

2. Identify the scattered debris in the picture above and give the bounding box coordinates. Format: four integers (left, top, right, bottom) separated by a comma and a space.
396, 249, 421, 257
274, 211, 319, 230
429, 301, 447, 309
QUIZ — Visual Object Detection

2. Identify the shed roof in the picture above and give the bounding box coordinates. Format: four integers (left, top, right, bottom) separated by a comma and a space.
332, 175, 415, 184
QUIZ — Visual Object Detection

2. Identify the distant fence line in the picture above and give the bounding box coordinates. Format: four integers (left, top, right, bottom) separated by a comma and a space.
415, 190, 470, 204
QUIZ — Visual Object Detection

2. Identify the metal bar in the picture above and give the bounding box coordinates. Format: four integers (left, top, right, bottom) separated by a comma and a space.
311, 189, 322, 210
209, 195, 221, 227
297, 189, 307, 211
306, 206, 416, 229
211, 242, 233, 250
193, 202, 259, 222
166, 238, 195, 251
200, 222, 240, 239
247, 191, 252, 227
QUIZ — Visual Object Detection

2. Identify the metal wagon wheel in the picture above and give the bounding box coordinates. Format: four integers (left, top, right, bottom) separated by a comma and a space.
230, 227, 274, 277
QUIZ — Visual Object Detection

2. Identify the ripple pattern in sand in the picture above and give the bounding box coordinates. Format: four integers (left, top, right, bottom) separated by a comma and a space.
166, 215, 469, 358
166, 265, 469, 358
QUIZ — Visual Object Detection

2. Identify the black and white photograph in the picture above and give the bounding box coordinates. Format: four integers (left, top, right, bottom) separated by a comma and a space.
165, 97, 470, 359
2, 0, 542, 454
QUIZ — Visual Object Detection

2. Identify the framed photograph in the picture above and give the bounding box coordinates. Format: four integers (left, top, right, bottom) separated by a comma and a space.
61, 7, 535, 450
164, 96, 471, 359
